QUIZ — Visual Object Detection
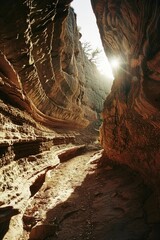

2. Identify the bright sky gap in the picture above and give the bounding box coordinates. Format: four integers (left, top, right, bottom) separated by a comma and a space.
71, 0, 114, 81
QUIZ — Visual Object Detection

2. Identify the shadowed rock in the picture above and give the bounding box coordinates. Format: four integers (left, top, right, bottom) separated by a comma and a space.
91, 0, 160, 188
0, 206, 19, 239
0, 206, 20, 223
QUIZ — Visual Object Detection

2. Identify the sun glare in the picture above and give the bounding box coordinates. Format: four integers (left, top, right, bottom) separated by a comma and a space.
97, 53, 114, 80
110, 58, 120, 69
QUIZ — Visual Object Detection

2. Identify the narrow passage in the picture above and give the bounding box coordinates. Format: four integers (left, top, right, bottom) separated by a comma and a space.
22, 148, 154, 240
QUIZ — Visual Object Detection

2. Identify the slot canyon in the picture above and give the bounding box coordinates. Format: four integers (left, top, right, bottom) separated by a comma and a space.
0, 0, 160, 239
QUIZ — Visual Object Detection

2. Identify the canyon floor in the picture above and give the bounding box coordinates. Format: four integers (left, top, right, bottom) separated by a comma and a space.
17, 143, 160, 240
1, 136, 160, 240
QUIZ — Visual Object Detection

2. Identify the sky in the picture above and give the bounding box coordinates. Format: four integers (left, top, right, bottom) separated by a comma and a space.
71, 0, 114, 80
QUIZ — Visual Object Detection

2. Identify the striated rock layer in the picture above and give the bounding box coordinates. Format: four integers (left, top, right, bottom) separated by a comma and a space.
0, 0, 109, 130
0, 1, 110, 238
91, 0, 160, 188
0, 0, 109, 207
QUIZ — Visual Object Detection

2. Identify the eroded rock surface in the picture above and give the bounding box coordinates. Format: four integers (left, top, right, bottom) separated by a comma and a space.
0, 1, 110, 238
91, 0, 160, 187
0, 0, 109, 129
1, 0, 160, 239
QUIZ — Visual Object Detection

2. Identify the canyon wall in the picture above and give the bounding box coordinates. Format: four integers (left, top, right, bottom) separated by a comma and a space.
0, 0, 160, 238
0, 0, 109, 131
0, 0, 109, 194
91, 0, 160, 187
0, 1, 110, 238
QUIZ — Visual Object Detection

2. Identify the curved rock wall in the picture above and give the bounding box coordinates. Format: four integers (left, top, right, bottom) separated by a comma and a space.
0, 0, 109, 130
0, 2, 110, 236
91, 0, 160, 187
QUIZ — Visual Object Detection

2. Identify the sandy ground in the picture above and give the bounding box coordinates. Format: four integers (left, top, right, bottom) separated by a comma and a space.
19, 147, 160, 240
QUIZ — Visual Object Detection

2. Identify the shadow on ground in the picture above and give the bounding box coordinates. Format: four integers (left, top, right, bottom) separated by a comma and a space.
28, 156, 160, 240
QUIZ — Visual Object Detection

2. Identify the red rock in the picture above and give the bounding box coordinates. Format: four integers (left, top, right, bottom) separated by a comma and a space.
91, 0, 160, 188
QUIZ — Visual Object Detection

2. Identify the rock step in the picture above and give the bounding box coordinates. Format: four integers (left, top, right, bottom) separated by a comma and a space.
0, 135, 75, 167
0, 143, 88, 239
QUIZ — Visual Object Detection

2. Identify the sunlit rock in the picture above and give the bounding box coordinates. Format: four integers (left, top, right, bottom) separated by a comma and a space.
0, 1, 109, 130
0, 1, 111, 238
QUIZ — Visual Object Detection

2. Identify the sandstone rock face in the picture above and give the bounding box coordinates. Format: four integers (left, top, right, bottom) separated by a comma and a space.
91, 0, 160, 187
0, 1, 110, 238
0, 0, 109, 130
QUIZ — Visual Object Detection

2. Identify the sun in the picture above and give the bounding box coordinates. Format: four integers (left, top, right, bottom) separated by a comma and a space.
110, 58, 120, 69
97, 53, 114, 80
